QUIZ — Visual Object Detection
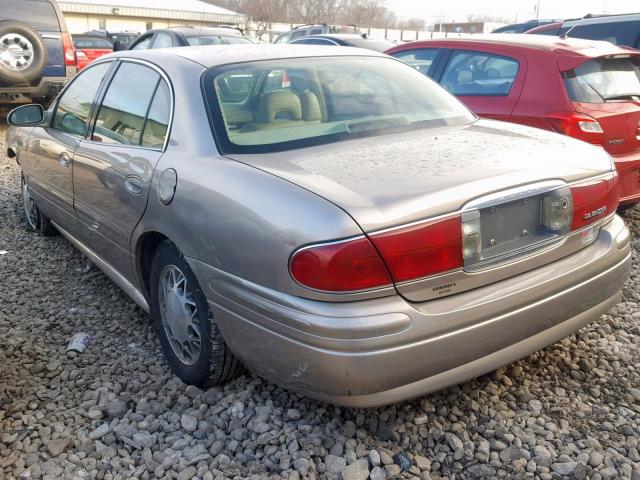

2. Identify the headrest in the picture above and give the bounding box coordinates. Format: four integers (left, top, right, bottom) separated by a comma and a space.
300, 90, 321, 121
259, 90, 302, 122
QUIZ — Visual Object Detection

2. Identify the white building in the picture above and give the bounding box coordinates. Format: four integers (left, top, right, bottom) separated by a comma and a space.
58, 0, 245, 34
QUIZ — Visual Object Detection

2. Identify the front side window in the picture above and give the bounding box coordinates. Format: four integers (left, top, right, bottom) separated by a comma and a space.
391, 48, 439, 76
93, 62, 160, 145
564, 58, 640, 103
206, 56, 475, 153
152, 33, 173, 48
132, 35, 153, 50
52, 62, 112, 137
441, 51, 519, 96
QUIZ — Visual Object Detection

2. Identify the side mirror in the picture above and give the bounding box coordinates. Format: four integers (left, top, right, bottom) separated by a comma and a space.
8, 104, 44, 126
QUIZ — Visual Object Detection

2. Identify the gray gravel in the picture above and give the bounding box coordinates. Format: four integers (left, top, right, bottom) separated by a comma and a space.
1, 120, 640, 480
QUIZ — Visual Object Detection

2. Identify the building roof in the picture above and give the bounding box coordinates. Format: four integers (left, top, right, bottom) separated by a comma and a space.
58, 0, 245, 24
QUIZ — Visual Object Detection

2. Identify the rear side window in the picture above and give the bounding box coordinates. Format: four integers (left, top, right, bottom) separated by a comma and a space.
73, 37, 113, 49
141, 81, 171, 148
290, 30, 307, 40
0, 0, 60, 31
441, 51, 519, 96
53, 62, 112, 137
391, 49, 439, 76
93, 62, 160, 145
564, 58, 640, 103
569, 21, 640, 48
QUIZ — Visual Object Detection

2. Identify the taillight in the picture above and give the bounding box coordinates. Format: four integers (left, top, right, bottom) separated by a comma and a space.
62, 32, 77, 66
369, 215, 463, 283
546, 111, 604, 145
570, 173, 619, 230
76, 51, 88, 61
289, 237, 392, 292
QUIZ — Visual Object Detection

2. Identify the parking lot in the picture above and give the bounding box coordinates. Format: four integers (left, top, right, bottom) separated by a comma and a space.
0, 120, 639, 480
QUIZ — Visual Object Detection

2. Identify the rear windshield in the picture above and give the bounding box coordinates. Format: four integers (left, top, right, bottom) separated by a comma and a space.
186, 35, 252, 46
74, 37, 113, 49
0, 0, 60, 31
564, 58, 640, 103
205, 56, 475, 153
345, 38, 396, 52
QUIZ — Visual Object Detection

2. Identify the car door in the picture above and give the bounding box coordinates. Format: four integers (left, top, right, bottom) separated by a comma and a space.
21, 61, 113, 228
436, 49, 526, 121
72, 59, 172, 277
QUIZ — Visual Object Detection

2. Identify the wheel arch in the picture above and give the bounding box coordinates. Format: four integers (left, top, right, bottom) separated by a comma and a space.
135, 230, 170, 300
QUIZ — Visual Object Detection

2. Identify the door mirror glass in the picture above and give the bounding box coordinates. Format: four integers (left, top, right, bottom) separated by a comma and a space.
8, 104, 44, 126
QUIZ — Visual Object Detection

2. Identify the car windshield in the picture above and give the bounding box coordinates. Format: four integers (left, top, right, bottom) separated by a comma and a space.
186, 35, 251, 46
564, 58, 640, 102
206, 56, 475, 153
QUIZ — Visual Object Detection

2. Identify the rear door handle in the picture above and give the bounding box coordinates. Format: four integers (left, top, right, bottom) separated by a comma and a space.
59, 152, 71, 168
124, 175, 143, 195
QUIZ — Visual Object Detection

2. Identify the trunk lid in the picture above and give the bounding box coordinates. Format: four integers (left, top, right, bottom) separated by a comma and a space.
227, 119, 614, 232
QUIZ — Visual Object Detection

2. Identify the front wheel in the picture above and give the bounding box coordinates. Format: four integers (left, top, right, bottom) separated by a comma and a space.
149, 241, 243, 386
21, 175, 57, 236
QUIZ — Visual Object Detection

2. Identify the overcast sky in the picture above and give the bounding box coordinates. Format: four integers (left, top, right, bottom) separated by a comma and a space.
386, 0, 638, 23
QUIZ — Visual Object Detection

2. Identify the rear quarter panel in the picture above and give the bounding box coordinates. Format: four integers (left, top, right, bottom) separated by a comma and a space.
130, 55, 363, 297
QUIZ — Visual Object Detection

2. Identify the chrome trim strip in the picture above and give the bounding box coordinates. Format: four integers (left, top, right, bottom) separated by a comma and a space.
462, 180, 566, 211
51, 221, 150, 313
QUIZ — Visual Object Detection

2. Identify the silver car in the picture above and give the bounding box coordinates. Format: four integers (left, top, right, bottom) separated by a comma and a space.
6, 45, 631, 407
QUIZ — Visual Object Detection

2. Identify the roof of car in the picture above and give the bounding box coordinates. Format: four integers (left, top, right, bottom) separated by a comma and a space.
113, 43, 385, 67
308, 34, 376, 41
144, 27, 242, 37
394, 33, 638, 55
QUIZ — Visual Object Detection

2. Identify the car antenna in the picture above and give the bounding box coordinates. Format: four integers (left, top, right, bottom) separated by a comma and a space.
560, 13, 593, 39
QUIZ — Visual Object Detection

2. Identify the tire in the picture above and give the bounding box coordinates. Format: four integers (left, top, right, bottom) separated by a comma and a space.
149, 240, 244, 386
21, 174, 57, 236
0, 21, 47, 84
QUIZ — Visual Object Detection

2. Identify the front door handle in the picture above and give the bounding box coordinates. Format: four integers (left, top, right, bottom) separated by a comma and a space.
124, 175, 143, 195
59, 152, 71, 168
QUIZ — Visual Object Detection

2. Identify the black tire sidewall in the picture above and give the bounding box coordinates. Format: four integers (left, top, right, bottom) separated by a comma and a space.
149, 242, 214, 386
0, 20, 47, 84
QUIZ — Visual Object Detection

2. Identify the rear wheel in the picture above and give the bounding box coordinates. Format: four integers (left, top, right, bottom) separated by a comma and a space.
21, 175, 57, 236
149, 241, 243, 386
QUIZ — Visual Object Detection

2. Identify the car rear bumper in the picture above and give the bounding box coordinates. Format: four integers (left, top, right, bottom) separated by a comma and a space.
188, 215, 630, 407
612, 150, 640, 205
0, 72, 73, 104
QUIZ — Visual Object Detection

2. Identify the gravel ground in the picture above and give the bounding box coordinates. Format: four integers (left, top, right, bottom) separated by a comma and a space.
1, 120, 640, 480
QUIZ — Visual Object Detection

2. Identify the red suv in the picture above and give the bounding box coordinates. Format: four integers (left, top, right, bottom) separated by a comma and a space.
387, 35, 640, 207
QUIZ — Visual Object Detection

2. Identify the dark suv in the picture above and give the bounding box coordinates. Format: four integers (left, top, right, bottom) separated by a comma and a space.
0, 0, 76, 105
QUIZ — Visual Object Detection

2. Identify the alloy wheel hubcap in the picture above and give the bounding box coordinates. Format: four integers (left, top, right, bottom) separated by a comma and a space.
0, 34, 34, 71
159, 265, 201, 365
22, 180, 37, 229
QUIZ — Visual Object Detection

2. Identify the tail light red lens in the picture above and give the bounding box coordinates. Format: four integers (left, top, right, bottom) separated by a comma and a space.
62, 32, 77, 66
546, 111, 604, 145
570, 173, 619, 230
369, 215, 463, 283
289, 237, 392, 292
